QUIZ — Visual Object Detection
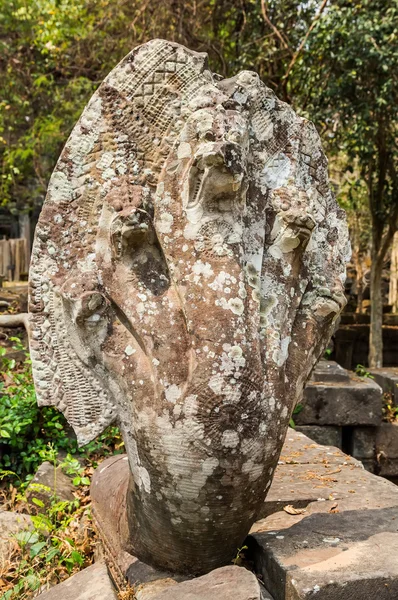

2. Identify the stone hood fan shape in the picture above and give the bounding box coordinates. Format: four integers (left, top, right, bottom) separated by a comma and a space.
29, 40, 350, 574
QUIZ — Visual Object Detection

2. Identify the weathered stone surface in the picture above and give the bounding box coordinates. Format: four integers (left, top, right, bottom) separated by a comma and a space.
135, 578, 179, 600
369, 367, 398, 402
26, 461, 75, 508
310, 360, 349, 383
360, 458, 376, 473
299, 371, 382, 426
250, 429, 398, 600
29, 38, 350, 574
36, 562, 117, 599
148, 566, 267, 600
295, 425, 342, 448
0, 511, 33, 570
255, 430, 373, 520
351, 426, 376, 459
376, 422, 398, 477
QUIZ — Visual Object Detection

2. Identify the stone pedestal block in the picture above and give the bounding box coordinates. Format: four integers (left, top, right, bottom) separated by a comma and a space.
310, 360, 350, 383
146, 566, 270, 600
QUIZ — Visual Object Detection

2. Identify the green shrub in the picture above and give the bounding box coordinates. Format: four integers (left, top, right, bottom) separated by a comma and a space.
0, 338, 123, 483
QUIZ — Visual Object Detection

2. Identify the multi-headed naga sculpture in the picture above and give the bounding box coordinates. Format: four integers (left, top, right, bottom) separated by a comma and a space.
29, 40, 349, 575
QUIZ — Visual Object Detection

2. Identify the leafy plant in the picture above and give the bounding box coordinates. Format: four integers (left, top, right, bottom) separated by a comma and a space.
232, 544, 248, 566
382, 391, 398, 423
1, 495, 90, 600
60, 455, 90, 487
0, 338, 124, 483
0, 339, 78, 478
289, 403, 303, 429
355, 364, 374, 379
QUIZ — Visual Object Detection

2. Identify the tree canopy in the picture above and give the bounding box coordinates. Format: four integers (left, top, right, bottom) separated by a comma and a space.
0, 0, 324, 214
1, 0, 397, 365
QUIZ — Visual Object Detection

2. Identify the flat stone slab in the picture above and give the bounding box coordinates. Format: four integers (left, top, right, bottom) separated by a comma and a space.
250, 429, 398, 599
35, 561, 117, 599
298, 368, 382, 426
147, 566, 270, 600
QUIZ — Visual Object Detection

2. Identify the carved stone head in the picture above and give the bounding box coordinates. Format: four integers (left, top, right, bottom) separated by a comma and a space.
29, 40, 350, 573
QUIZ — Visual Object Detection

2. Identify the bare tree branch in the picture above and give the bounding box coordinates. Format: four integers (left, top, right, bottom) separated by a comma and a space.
260, 0, 289, 50
283, 0, 329, 82
0, 313, 30, 330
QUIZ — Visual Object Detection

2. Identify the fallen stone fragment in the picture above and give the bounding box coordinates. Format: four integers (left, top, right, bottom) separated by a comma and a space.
148, 566, 270, 600
26, 461, 75, 509
35, 561, 117, 599
250, 429, 398, 599
0, 511, 33, 570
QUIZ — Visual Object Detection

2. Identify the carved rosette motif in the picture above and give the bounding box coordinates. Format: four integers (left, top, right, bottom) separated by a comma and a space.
29, 40, 350, 573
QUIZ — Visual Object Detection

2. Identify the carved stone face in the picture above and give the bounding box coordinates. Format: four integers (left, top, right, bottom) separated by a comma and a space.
29, 40, 350, 573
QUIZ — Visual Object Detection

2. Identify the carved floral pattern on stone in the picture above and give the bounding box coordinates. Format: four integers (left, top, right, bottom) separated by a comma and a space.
29, 40, 350, 573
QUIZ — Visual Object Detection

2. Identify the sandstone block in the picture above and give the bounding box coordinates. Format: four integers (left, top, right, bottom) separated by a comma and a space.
351, 426, 376, 459
295, 425, 342, 448
369, 367, 398, 402
376, 422, 398, 477
298, 370, 382, 426
35, 561, 117, 599
250, 429, 398, 600
311, 360, 349, 383
149, 566, 271, 600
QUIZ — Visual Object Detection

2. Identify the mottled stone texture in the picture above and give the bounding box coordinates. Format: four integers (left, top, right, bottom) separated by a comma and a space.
29, 40, 349, 574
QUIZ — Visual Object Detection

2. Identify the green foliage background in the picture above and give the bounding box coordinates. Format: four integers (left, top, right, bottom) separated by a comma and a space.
0, 0, 331, 214
0, 338, 123, 481
1, 0, 396, 229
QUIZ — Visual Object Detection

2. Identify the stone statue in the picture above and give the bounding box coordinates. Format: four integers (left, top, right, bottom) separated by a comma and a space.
29, 40, 350, 575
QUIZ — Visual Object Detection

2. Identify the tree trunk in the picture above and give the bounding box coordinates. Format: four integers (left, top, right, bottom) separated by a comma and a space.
353, 248, 364, 314
389, 231, 398, 313
369, 253, 383, 368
